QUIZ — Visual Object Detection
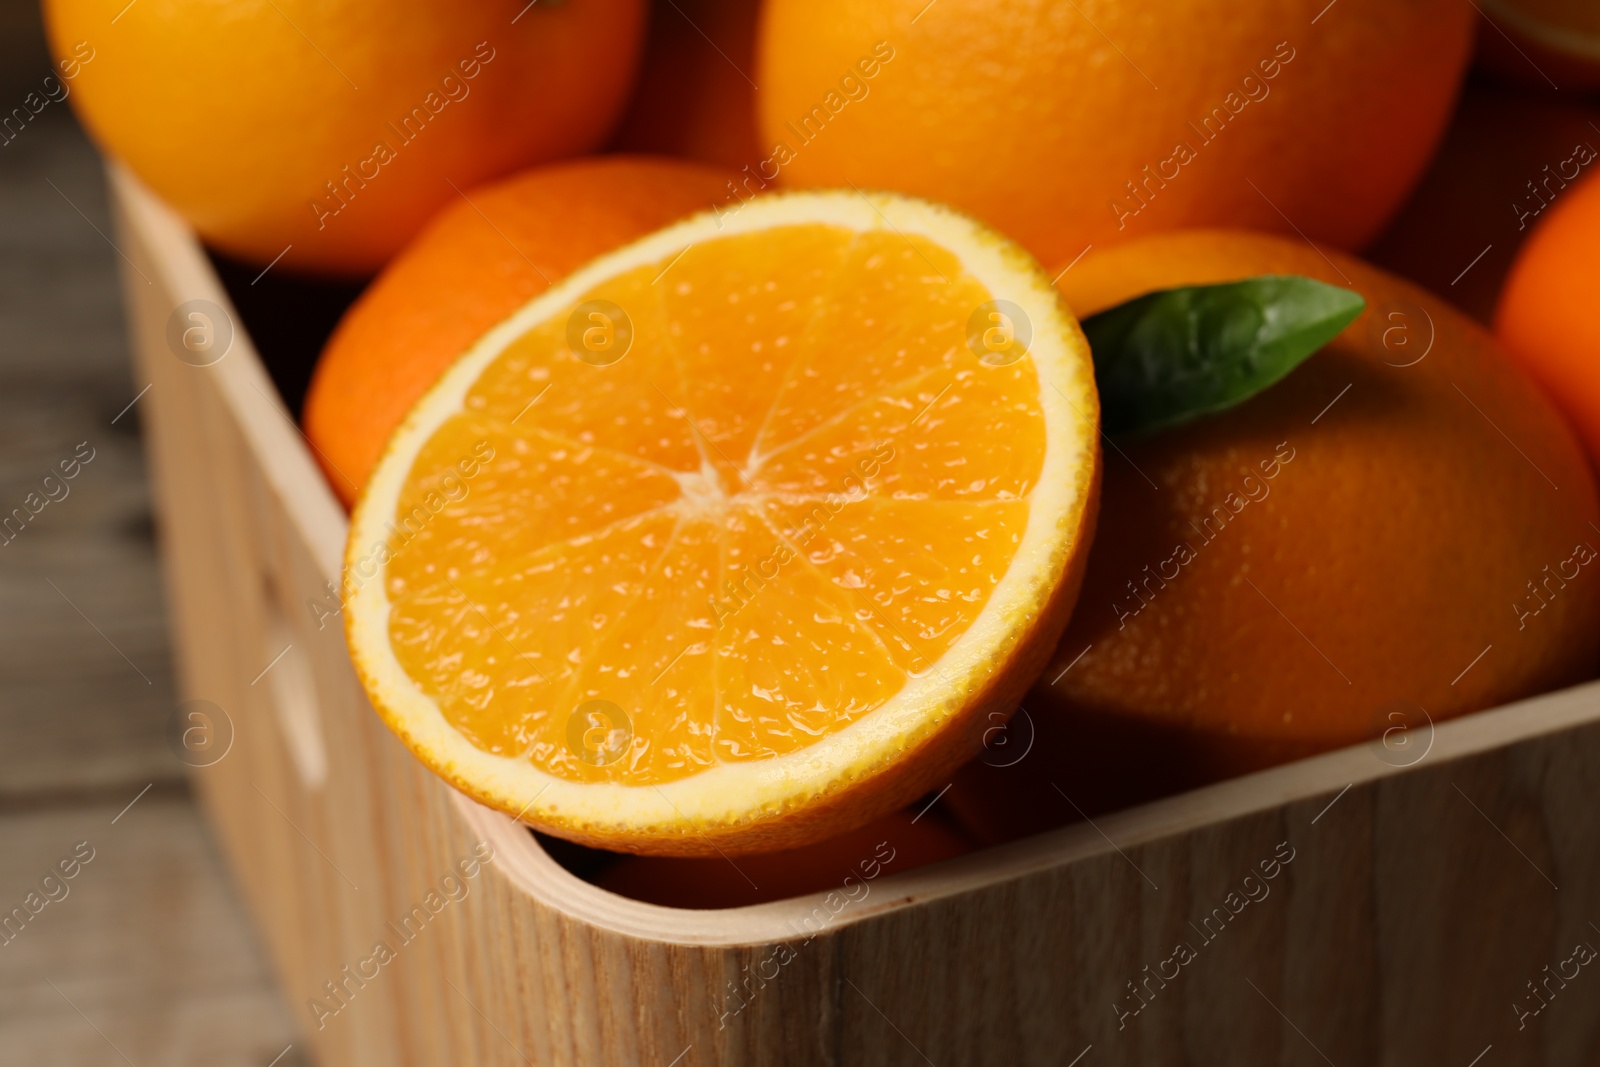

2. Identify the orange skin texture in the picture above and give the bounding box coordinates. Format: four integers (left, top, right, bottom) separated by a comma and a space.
596, 807, 974, 908
610, 0, 764, 171
1497, 169, 1600, 467
947, 230, 1600, 845
44, 0, 646, 276
304, 156, 736, 506
754, 0, 1474, 267
1367, 80, 1600, 324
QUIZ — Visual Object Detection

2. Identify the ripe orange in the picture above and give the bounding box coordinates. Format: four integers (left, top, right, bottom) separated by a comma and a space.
1497, 169, 1600, 466
1477, 0, 1600, 91
1367, 82, 1600, 324
610, 0, 764, 172
754, 0, 1473, 268
597, 807, 973, 908
948, 229, 1600, 844
304, 156, 734, 507
342, 191, 1101, 855
44, 0, 646, 275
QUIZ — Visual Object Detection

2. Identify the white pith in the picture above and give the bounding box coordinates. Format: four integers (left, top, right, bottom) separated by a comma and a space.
345, 191, 1098, 840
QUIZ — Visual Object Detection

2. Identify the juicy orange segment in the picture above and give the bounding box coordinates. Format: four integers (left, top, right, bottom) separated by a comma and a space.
346, 192, 1100, 855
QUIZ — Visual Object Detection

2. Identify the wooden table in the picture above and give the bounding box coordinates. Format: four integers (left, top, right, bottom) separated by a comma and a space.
0, 106, 308, 1067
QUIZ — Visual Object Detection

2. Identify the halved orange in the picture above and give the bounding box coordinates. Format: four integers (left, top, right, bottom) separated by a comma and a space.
345, 191, 1100, 855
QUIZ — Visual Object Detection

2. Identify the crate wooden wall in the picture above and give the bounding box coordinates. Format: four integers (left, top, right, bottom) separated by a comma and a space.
112, 163, 1600, 1067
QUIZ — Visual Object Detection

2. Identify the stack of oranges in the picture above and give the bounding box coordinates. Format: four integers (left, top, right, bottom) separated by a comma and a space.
48, 0, 1600, 893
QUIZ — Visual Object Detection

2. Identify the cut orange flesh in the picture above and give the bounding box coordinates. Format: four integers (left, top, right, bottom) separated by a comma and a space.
345, 192, 1100, 855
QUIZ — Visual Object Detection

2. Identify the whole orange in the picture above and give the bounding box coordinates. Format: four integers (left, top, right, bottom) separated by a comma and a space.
1497, 169, 1600, 466
610, 0, 764, 172
754, 0, 1473, 267
44, 0, 646, 275
948, 230, 1600, 843
304, 155, 734, 505
1476, 0, 1600, 91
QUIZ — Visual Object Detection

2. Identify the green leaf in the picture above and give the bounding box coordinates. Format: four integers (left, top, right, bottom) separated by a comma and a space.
1081, 275, 1365, 438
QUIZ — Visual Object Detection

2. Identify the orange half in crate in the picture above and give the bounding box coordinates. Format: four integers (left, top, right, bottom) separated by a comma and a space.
344, 191, 1100, 855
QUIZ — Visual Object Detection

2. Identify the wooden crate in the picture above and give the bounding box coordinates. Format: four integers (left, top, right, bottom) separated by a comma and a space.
110, 162, 1600, 1067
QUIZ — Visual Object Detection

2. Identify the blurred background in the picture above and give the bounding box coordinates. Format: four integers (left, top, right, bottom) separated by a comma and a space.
0, 2, 305, 1062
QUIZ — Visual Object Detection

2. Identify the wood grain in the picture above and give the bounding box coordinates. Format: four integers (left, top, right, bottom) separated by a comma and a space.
0, 109, 178, 802
113, 159, 1600, 1067
0, 797, 307, 1067
0, 105, 308, 1066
